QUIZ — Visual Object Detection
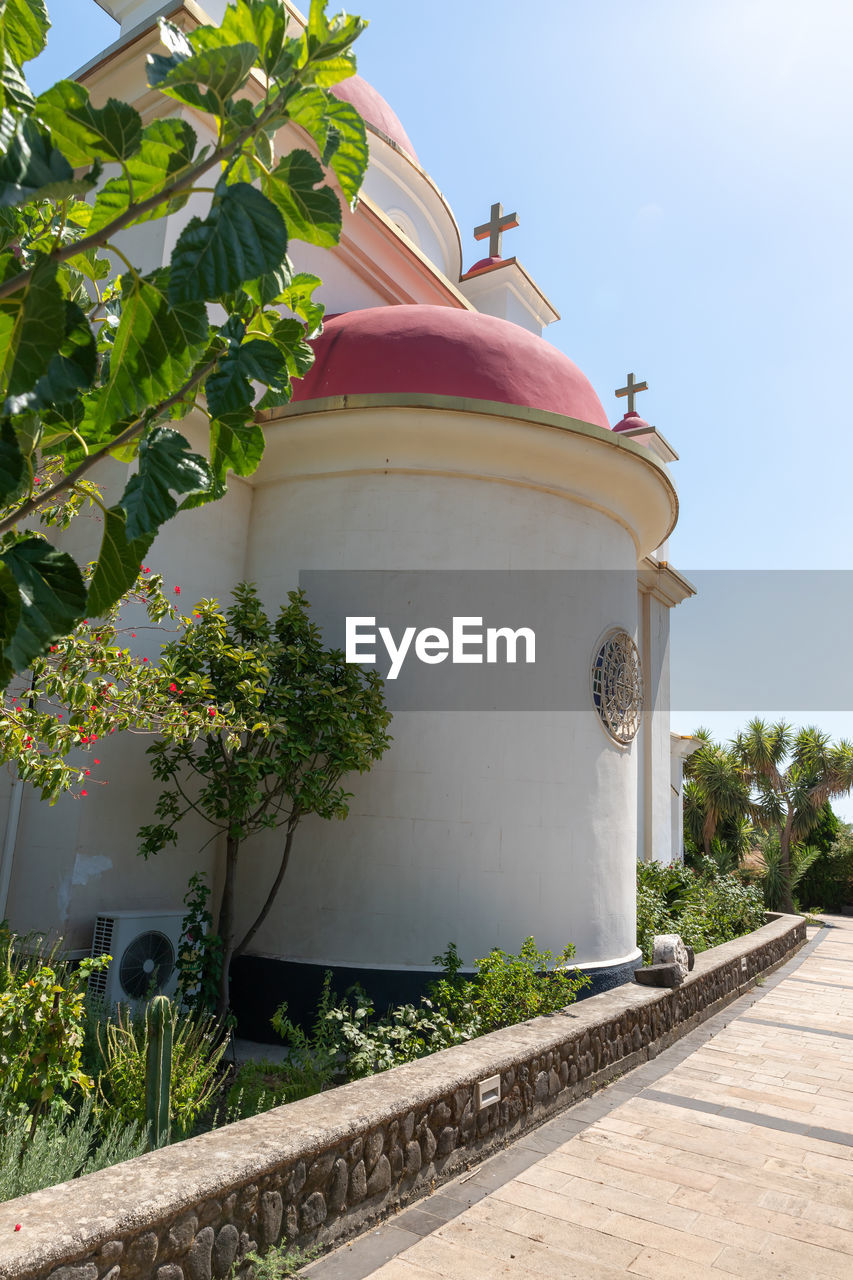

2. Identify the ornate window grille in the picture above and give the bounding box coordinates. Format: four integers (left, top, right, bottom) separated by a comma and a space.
591, 629, 643, 745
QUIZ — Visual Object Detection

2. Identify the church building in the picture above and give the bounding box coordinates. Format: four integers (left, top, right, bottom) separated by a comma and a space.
0, 0, 695, 1030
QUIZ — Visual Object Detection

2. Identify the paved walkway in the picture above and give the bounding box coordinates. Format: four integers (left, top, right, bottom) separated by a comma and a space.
307, 918, 853, 1280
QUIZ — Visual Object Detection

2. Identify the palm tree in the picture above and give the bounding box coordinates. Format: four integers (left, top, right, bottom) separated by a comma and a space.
688, 742, 752, 858
735, 719, 853, 914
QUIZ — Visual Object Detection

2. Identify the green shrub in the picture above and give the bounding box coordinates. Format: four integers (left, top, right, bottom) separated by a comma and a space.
471, 938, 590, 1032
232, 1242, 320, 1279
797, 825, 853, 910
636, 859, 765, 962
755, 838, 822, 912
0, 927, 108, 1120
272, 938, 589, 1087
0, 1096, 145, 1203
225, 1058, 321, 1121
94, 1000, 229, 1140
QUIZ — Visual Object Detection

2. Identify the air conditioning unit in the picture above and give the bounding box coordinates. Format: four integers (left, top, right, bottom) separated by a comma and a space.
88, 910, 186, 1008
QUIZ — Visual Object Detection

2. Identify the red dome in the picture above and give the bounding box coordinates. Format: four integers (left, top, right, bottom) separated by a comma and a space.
613, 411, 651, 433
291, 305, 610, 428
331, 75, 419, 163
464, 256, 503, 274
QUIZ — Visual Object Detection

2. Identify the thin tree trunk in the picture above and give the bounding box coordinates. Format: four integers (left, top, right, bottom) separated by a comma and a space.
233, 814, 300, 959
215, 832, 239, 1019
779, 812, 796, 915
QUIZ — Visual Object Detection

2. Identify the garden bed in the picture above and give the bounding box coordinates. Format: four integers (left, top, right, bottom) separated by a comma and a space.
0, 911, 806, 1280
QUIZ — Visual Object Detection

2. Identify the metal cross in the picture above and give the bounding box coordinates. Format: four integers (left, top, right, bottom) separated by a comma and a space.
474, 202, 519, 258
615, 372, 648, 414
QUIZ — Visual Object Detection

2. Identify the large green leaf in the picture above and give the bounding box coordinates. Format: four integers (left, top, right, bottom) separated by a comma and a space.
169, 183, 288, 303
1, 535, 86, 671
36, 80, 142, 165
0, 556, 18, 685
0, 116, 99, 207
0, 0, 49, 67
147, 20, 257, 114
87, 506, 153, 619
119, 426, 211, 541
206, 336, 285, 421
1, 48, 32, 113
87, 118, 197, 235
263, 148, 341, 247
287, 88, 367, 208
220, 0, 287, 76
281, 272, 324, 336
0, 416, 24, 504
14, 300, 97, 412
0, 253, 63, 400
210, 417, 265, 479
96, 273, 208, 430
304, 0, 366, 66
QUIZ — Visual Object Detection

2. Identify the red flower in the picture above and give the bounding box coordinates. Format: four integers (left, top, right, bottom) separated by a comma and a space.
142, 657, 148, 663
131, 633, 136, 638
169, 682, 177, 692
207, 707, 216, 718
85, 769, 90, 776
94, 759, 100, 764
80, 789, 87, 797
14, 1224, 20, 1231
174, 586, 181, 595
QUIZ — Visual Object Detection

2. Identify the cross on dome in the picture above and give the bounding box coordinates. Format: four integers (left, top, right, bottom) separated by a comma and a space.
615, 372, 648, 414
474, 202, 519, 258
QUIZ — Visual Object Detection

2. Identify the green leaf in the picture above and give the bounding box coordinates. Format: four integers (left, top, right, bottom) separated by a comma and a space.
304, 0, 366, 66
36, 80, 142, 165
147, 20, 257, 114
0, 416, 24, 503
1, 48, 33, 113
96, 272, 208, 431
220, 0, 287, 76
119, 426, 211, 541
0, 556, 19, 683
0, 0, 49, 67
280, 272, 324, 336
206, 337, 285, 420
87, 506, 154, 618
20, 300, 96, 411
87, 118, 197, 235
210, 417, 265, 480
0, 253, 63, 400
0, 116, 100, 207
263, 148, 341, 247
1, 535, 86, 671
169, 183, 288, 304
287, 88, 367, 208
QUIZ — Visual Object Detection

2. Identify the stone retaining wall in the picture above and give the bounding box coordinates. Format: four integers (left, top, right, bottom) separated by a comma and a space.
0, 913, 806, 1280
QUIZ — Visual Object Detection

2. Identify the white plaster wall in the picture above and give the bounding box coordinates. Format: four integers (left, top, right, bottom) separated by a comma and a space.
637, 592, 674, 865
238, 468, 640, 971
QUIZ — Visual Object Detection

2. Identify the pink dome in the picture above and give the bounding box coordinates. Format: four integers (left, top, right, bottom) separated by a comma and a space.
331, 75, 419, 163
291, 305, 610, 428
464, 256, 503, 274
613, 411, 651, 433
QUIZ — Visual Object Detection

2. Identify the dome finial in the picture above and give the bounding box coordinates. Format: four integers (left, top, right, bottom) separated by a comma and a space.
474, 201, 519, 258
615, 371, 648, 415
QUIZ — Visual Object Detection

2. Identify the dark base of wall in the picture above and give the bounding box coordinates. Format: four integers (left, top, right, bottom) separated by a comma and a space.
230, 952, 642, 1042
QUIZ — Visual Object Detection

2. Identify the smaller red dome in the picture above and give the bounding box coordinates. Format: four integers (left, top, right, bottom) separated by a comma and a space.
465, 256, 503, 274
331, 75, 419, 163
613, 411, 651, 433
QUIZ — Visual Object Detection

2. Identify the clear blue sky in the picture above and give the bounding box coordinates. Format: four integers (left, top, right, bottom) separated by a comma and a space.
30, 2, 853, 816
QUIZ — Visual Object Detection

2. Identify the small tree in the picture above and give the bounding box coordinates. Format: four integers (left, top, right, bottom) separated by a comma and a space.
735, 719, 853, 914
138, 584, 391, 1016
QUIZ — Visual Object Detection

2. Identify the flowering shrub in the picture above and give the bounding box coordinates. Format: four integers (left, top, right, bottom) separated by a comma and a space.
636, 859, 765, 962
0, 928, 108, 1120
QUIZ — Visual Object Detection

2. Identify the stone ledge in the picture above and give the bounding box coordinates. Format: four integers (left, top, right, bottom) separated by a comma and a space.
0, 912, 806, 1280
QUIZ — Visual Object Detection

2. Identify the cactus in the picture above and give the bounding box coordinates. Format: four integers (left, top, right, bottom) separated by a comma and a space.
145, 995, 173, 1149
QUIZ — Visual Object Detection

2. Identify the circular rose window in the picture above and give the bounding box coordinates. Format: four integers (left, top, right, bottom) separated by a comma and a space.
591, 630, 643, 745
